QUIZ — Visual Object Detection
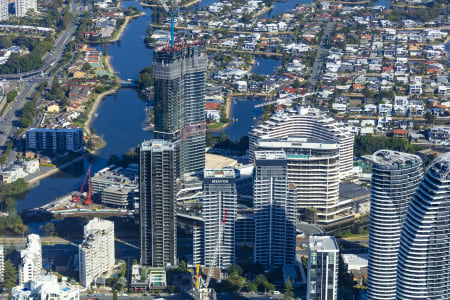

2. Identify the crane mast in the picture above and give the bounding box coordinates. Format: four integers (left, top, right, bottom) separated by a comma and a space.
192, 209, 229, 300
157, 0, 178, 47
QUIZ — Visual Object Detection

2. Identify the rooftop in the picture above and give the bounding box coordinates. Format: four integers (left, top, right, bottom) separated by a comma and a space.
339, 182, 370, 200
372, 150, 422, 169
141, 140, 174, 152
427, 153, 450, 180
309, 235, 339, 252
204, 168, 235, 178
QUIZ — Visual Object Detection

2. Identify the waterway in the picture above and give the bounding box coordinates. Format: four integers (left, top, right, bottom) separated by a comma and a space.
374, 0, 391, 8
17, 0, 153, 210
17, 0, 299, 210
264, 0, 312, 19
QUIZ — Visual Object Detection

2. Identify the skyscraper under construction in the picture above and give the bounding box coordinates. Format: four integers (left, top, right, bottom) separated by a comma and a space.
152, 41, 207, 176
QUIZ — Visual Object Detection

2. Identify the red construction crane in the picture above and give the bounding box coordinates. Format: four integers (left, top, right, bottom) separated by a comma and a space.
72, 165, 92, 205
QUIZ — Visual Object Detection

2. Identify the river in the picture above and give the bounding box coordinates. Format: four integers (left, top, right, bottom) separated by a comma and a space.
17, 0, 153, 210
17, 0, 301, 210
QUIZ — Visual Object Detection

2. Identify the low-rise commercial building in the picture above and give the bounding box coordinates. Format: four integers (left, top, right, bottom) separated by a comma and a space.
91, 165, 138, 209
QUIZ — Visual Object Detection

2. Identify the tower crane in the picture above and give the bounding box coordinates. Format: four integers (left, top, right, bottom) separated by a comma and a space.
157, 0, 179, 47
191, 209, 229, 300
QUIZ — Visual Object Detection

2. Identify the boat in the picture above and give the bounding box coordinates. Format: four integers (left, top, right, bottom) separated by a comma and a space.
253, 116, 256, 120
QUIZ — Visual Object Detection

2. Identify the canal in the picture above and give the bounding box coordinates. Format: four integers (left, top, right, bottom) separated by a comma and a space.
17, 0, 301, 210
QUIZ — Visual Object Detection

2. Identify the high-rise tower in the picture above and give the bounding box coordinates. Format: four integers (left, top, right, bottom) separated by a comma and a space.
193, 168, 237, 269
79, 218, 115, 287
0, 0, 8, 21
307, 235, 339, 300
367, 150, 422, 300
152, 41, 207, 175
396, 153, 450, 299
255, 137, 341, 225
15, 0, 37, 17
140, 140, 177, 267
253, 150, 297, 268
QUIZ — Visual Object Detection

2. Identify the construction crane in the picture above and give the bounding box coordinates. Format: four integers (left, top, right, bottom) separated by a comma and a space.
157, 0, 179, 47
72, 165, 92, 206
191, 209, 228, 300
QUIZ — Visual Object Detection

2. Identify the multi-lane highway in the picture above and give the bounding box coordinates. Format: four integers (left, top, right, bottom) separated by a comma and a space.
0, 0, 79, 80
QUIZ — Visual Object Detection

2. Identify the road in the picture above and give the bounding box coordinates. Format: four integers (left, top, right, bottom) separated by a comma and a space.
308, 21, 335, 93
0, 0, 80, 156
81, 295, 181, 300
0, 0, 78, 80
297, 222, 325, 236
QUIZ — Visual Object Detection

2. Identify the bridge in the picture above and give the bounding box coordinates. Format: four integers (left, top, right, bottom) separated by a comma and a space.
254, 100, 278, 108
120, 79, 137, 87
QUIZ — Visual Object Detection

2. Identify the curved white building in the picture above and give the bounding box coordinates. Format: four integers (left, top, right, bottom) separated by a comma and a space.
396, 153, 450, 299
255, 137, 347, 225
367, 150, 422, 300
249, 106, 354, 179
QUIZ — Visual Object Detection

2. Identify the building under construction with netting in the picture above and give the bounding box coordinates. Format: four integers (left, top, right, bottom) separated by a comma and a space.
153, 41, 207, 176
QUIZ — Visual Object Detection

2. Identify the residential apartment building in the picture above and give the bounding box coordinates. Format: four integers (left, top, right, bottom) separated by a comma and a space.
0, 0, 8, 21
193, 168, 237, 269
153, 41, 207, 176
12, 275, 79, 300
307, 236, 339, 300
26, 128, 83, 152
15, 0, 37, 17
396, 153, 450, 299
253, 151, 297, 268
367, 150, 422, 300
140, 140, 177, 267
79, 218, 115, 287
255, 137, 346, 225
249, 106, 354, 179
19, 234, 42, 285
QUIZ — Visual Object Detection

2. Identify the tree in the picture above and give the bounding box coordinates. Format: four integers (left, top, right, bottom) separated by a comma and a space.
6, 91, 18, 103
178, 260, 187, 272
228, 264, 243, 276
0, 36, 12, 49
82, 63, 91, 72
121, 262, 127, 277
3, 260, 17, 292
137, 66, 153, 90
40, 222, 56, 236
4, 197, 16, 213
284, 278, 294, 300
141, 267, 146, 280
247, 282, 258, 293
113, 290, 118, 300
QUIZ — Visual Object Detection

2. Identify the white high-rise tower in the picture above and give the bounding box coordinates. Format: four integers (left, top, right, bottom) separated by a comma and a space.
367, 150, 422, 300
396, 153, 450, 299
